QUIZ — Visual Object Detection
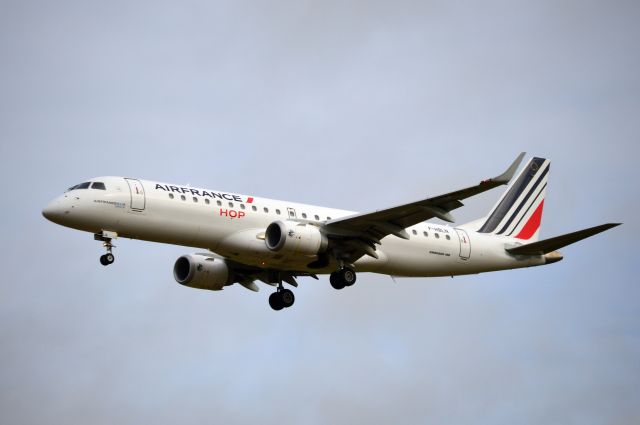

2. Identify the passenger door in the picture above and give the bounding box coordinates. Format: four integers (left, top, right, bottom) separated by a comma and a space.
125, 178, 146, 211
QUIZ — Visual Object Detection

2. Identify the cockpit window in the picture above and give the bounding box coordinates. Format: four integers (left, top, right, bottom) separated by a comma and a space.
91, 182, 106, 190
67, 182, 91, 191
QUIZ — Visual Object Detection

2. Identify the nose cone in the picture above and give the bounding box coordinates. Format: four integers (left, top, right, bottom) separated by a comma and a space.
42, 199, 64, 223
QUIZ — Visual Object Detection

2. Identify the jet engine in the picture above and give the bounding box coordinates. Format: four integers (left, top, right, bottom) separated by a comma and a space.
265, 220, 328, 256
173, 254, 231, 291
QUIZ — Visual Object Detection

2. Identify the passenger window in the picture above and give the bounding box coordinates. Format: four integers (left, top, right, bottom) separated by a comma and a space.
169, 193, 174, 199
276, 209, 281, 215
228, 202, 234, 207
423, 231, 428, 237
314, 214, 319, 220
217, 200, 222, 206
327, 217, 331, 220
252, 206, 257, 211
193, 197, 198, 203
435, 233, 440, 239
302, 213, 307, 219
446, 235, 451, 240
412, 229, 417, 235
91, 182, 106, 190
240, 204, 245, 209
205, 199, 210, 205
264, 207, 269, 213
181, 195, 186, 201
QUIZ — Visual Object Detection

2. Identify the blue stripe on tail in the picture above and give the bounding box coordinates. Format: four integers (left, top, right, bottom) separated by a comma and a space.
478, 157, 547, 234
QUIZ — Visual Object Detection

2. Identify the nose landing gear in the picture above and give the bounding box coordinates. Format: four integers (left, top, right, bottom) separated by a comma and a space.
99, 252, 115, 266
95, 232, 117, 266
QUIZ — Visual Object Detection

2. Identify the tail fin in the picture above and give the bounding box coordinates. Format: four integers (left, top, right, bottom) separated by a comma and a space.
477, 156, 549, 241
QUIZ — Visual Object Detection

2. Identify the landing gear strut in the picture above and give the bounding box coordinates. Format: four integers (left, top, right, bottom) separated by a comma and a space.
268, 275, 295, 311
95, 232, 116, 266
330, 267, 357, 290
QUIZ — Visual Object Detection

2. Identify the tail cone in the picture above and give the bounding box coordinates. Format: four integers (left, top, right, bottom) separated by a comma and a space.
544, 251, 563, 264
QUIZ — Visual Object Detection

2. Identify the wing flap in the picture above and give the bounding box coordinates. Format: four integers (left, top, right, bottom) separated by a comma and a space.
506, 223, 621, 255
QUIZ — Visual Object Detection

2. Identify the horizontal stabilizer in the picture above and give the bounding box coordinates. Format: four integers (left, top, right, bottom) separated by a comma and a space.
506, 223, 621, 255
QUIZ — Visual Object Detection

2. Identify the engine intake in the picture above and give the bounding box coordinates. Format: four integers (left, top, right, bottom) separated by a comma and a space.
173, 254, 230, 291
265, 220, 328, 255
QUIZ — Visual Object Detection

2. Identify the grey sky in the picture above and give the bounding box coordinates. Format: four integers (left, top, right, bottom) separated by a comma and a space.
1, 1, 638, 424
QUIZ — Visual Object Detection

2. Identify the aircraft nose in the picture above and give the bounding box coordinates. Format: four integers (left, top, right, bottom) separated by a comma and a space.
42, 199, 64, 222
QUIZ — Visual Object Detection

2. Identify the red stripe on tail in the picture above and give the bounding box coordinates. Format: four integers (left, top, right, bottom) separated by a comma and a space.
515, 200, 544, 240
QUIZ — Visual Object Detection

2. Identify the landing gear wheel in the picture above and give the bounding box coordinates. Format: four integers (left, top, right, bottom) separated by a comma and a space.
268, 273, 296, 311
330, 268, 356, 289
269, 292, 284, 311
341, 267, 356, 286
100, 253, 115, 266
280, 289, 295, 308
330, 272, 346, 290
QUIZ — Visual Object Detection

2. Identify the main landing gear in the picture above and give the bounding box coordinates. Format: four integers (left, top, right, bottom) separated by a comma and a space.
269, 287, 295, 311
268, 271, 295, 311
95, 232, 116, 266
329, 267, 357, 290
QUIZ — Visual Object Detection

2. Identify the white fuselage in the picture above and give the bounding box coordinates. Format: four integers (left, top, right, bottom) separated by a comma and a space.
43, 176, 545, 278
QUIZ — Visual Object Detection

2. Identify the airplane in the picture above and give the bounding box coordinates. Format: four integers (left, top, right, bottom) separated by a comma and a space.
42, 153, 620, 310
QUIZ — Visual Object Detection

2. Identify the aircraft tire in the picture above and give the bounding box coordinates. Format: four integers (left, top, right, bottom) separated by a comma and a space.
269, 292, 284, 311
280, 289, 295, 308
330, 272, 346, 290
341, 268, 356, 286
100, 255, 109, 266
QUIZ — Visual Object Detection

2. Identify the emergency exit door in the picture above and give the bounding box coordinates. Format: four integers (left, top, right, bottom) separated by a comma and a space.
125, 178, 146, 211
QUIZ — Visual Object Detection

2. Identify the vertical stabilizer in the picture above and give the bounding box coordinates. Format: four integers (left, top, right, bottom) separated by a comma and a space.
476, 157, 549, 241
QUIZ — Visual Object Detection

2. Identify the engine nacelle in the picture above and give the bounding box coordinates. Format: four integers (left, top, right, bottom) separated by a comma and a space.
265, 220, 328, 256
173, 254, 230, 291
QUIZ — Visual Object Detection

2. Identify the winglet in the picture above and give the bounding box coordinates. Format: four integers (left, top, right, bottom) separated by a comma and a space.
486, 152, 526, 185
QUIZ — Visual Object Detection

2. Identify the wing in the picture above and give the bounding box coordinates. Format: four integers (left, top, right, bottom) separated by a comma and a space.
321, 153, 525, 262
